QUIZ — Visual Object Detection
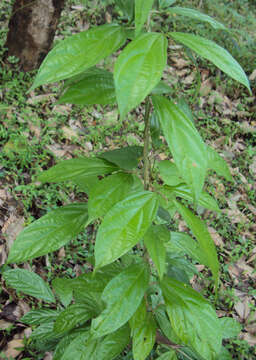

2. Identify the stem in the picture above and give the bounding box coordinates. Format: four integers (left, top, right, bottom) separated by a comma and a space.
143, 97, 151, 190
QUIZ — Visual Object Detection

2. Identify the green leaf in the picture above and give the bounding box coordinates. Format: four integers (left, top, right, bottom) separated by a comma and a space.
150, 112, 162, 148
152, 96, 208, 202
95, 191, 159, 269
53, 330, 90, 360
31, 24, 127, 89
151, 81, 172, 95
58, 67, 116, 105
159, 0, 177, 9
91, 263, 149, 337
88, 173, 134, 220
21, 309, 60, 325
169, 32, 251, 92
219, 317, 242, 339
7, 203, 89, 263
174, 200, 219, 288
38, 157, 117, 184
218, 347, 232, 360
167, 7, 226, 30
52, 278, 73, 307
98, 146, 143, 170
116, 0, 134, 20
207, 146, 233, 182
3, 269, 55, 303
155, 306, 181, 344
30, 322, 57, 341
54, 303, 95, 333
144, 225, 168, 279
161, 277, 222, 360
166, 254, 198, 283
158, 161, 183, 186
135, 0, 154, 36
156, 350, 178, 360
114, 33, 167, 120
62, 325, 130, 360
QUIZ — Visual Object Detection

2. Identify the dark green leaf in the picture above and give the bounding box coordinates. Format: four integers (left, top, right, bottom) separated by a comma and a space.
156, 350, 178, 360
158, 161, 183, 186
151, 81, 172, 95
30, 322, 57, 341
219, 317, 242, 339
52, 277, 73, 307
91, 263, 149, 337
7, 203, 89, 263
98, 146, 143, 170
114, 33, 167, 119
95, 191, 158, 269
53, 329, 90, 360
161, 277, 222, 359
21, 309, 60, 325
150, 112, 162, 148
31, 24, 127, 89
166, 254, 198, 283
135, 0, 154, 36
169, 32, 251, 92
155, 306, 181, 344
116, 0, 134, 20
207, 146, 233, 181
54, 304, 95, 333
3, 269, 55, 303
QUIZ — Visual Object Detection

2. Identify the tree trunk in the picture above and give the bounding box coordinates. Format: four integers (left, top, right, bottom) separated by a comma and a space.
4, 0, 65, 71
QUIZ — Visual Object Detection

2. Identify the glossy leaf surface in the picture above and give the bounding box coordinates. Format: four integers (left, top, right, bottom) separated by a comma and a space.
91, 263, 149, 337
135, 0, 154, 36
21, 309, 60, 325
95, 191, 158, 269
114, 33, 167, 119
161, 277, 222, 359
53, 330, 90, 360
98, 146, 143, 170
152, 96, 207, 201
7, 203, 88, 263
52, 277, 73, 307
174, 200, 219, 288
170, 32, 251, 91
3, 269, 55, 303
132, 311, 156, 360
207, 146, 233, 181
31, 24, 126, 89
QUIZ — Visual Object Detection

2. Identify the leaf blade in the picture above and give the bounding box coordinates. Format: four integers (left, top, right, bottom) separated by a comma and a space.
135, 0, 154, 36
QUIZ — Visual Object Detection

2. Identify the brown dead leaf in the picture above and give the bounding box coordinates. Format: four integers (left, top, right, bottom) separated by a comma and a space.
208, 227, 224, 247
234, 297, 250, 320
249, 69, 256, 81
241, 332, 256, 347
27, 93, 55, 105
200, 78, 213, 96
61, 126, 78, 140
171, 57, 189, 69
183, 73, 195, 85
0, 244, 7, 266
2, 215, 25, 252
0, 319, 12, 330
4, 339, 23, 358
52, 104, 72, 115
46, 144, 67, 158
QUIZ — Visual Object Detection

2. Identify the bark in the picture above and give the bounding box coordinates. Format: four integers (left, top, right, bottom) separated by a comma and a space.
4, 0, 65, 71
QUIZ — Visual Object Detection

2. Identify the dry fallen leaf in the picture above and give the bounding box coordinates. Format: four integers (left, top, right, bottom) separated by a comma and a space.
208, 227, 224, 247
4, 339, 23, 359
240, 332, 256, 347
234, 297, 251, 321
2, 215, 25, 252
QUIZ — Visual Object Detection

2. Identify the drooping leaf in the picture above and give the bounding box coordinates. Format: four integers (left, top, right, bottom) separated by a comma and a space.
166, 254, 198, 284
173, 200, 219, 289
53, 329, 90, 360
155, 305, 181, 344
144, 225, 168, 279
95, 191, 158, 269
38, 157, 118, 184
3, 269, 55, 303
156, 350, 178, 360
98, 146, 143, 170
167, 7, 226, 30
91, 263, 149, 337
219, 317, 242, 339
151, 81, 172, 95
152, 96, 208, 202
21, 309, 60, 325
207, 146, 233, 182
52, 277, 73, 307
135, 0, 154, 36
114, 33, 167, 120
59, 67, 116, 105
31, 24, 127, 89
161, 277, 222, 360
88, 173, 134, 220
7, 203, 89, 263
158, 161, 183, 186
169, 32, 251, 92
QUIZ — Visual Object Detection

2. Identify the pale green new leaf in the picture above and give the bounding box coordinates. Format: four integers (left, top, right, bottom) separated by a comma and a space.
170, 32, 251, 91
158, 161, 183, 186
7, 203, 88, 263
161, 277, 222, 359
144, 225, 168, 279
54, 304, 95, 333
168, 7, 226, 30
21, 309, 60, 325
31, 24, 127, 89
88, 173, 134, 220
174, 200, 219, 288
156, 350, 178, 360
95, 191, 158, 269
152, 96, 208, 202
219, 317, 242, 339
135, 0, 154, 36
207, 146, 233, 181
114, 33, 167, 119
38, 158, 117, 184
99, 146, 143, 170
52, 278, 73, 307
3, 269, 55, 303
91, 263, 149, 337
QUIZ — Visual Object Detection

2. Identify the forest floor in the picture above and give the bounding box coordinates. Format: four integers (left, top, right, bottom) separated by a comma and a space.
0, 0, 255, 359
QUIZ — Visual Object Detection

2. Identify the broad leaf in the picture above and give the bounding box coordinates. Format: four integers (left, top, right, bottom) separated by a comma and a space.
174, 200, 219, 289
52, 277, 73, 307
7, 203, 89, 263
155, 306, 181, 344
59, 67, 116, 105
158, 161, 183, 186
91, 263, 149, 337
219, 317, 242, 339
167, 7, 226, 30
114, 33, 167, 120
62, 325, 130, 360
170, 32, 251, 92
95, 191, 158, 269
135, 0, 154, 36
30, 322, 57, 341
31, 24, 127, 89
38, 157, 117, 184
156, 351, 178, 360
151, 81, 172, 95
218, 347, 233, 360
161, 277, 222, 360
21, 309, 60, 325
207, 146, 233, 181
152, 96, 208, 202
3, 269, 55, 303
98, 146, 143, 170
88, 173, 134, 220
53, 330, 90, 360
144, 225, 168, 279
